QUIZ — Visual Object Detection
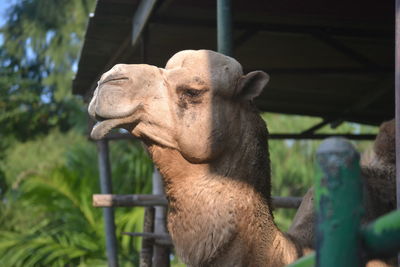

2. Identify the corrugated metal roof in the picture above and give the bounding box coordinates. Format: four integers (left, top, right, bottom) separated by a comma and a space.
73, 0, 395, 125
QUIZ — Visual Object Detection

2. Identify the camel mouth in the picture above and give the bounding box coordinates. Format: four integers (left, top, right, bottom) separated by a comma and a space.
90, 108, 140, 140
90, 118, 127, 140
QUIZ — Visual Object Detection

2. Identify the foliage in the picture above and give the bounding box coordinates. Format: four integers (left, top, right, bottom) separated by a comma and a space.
110, 140, 154, 195
0, 0, 156, 265
0, 131, 153, 266
1, 129, 85, 185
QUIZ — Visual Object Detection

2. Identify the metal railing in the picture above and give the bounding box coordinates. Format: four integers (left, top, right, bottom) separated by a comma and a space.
92, 192, 303, 266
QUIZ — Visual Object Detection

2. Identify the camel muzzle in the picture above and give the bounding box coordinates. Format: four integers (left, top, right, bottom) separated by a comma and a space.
88, 76, 143, 140
87, 63, 168, 140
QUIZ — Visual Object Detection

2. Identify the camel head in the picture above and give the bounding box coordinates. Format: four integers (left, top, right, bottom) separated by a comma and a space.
89, 50, 269, 163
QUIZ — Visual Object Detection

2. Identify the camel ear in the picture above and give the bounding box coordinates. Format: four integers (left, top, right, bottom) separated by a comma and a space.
236, 71, 269, 100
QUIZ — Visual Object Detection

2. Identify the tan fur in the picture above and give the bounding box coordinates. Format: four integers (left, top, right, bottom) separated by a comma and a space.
89, 50, 306, 266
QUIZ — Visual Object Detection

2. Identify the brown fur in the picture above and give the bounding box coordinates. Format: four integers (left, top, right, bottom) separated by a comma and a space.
288, 187, 315, 251
89, 50, 307, 266
361, 119, 396, 222
146, 110, 303, 267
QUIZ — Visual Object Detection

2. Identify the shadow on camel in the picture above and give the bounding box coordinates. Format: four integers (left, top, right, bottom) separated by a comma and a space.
88, 50, 395, 267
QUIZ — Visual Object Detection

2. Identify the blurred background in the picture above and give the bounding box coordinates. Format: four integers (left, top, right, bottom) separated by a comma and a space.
0, 0, 383, 266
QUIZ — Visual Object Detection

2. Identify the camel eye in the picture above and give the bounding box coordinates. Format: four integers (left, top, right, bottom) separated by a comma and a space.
183, 89, 202, 97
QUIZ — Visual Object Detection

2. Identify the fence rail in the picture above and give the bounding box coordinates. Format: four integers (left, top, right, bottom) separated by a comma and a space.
93, 194, 303, 209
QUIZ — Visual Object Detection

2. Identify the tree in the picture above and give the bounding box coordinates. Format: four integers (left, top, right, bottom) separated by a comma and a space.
0, 0, 95, 203
0, 0, 95, 145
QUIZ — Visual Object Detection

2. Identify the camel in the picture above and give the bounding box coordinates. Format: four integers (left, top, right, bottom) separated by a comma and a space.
89, 49, 308, 266
361, 119, 396, 222
88, 49, 396, 266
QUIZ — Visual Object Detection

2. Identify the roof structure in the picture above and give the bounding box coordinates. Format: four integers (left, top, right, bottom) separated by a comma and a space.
73, 0, 395, 126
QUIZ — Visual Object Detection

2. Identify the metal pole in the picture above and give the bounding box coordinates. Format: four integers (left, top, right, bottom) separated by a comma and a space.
140, 207, 155, 267
396, 0, 400, 227
97, 140, 119, 267
140, 23, 169, 267
152, 169, 170, 267
315, 138, 363, 267
131, 0, 157, 46
217, 0, 233, 56
395, 1, 400, 264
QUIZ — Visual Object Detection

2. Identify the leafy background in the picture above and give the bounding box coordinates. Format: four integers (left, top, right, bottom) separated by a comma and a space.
0, 0, 378, 266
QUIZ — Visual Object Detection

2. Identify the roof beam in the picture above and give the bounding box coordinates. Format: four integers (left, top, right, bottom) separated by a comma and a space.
301, 120, 334, 135
234, 29, 258, 48
262, 67, 392, 75
151, 16, 392, 39
86, 0, 158, 98
311, 32, 380, 68
132, 0, 158, 46
269, 133, 376, 140
301, 77, 393, 133
100, 132, 376, 141
329, 77, 393, 128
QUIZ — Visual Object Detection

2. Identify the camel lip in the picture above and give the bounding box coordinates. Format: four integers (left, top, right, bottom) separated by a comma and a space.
90, 118, 125, 140
90, 105, 142, 140
90, 115, 139, 140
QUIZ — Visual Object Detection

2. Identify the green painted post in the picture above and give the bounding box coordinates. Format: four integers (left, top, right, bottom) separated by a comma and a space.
286, 252, 315, 267
361, 210, 400, 258
315, 138, 364, 267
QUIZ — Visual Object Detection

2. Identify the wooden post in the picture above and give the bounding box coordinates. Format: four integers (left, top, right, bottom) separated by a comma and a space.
97, 140, 119, 267
315, 138, 363, 267
140, 207, 155, 267
92, 194, 301, 209
152, 169, 170, 267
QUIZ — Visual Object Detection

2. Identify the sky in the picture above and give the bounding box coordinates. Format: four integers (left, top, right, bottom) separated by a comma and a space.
0, 0, 16, 27
0, 0, 17, 46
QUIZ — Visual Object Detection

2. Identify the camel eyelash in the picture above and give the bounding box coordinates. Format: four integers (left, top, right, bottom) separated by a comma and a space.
183, 89, 202, 97
176, 86, 206, 97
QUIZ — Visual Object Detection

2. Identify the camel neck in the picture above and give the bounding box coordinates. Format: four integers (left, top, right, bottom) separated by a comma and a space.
146, 145, 299, 266
144, 111, 301, 266
146, 105, 271, 199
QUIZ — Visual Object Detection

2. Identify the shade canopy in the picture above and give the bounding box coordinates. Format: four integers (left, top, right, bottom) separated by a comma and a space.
73, 0, 395, 125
